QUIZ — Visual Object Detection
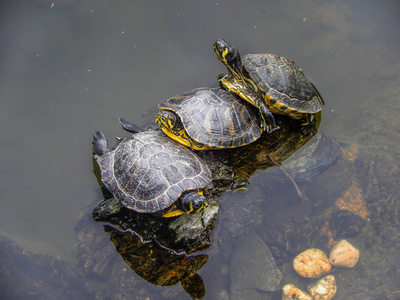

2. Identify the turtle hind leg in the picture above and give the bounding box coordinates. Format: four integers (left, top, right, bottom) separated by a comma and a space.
119, 118, 144, 134
256, 99, 278, 133
92, 131, 108, 155
300, 123, 318, 136
299, 114, 318, 136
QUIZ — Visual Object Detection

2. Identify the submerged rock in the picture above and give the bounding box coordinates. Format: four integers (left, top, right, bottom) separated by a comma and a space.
283, 132, 342, 184
307, 275, 337, 300
329, 239, 360, 268
230, 231, 282, 296
293, 249, 331, 278
0, 235, 89, 299
328, 209, 366, 240
282, 284, 313, 300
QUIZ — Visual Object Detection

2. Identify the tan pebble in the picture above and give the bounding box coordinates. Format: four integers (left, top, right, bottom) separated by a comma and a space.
282, 284, 313, 300
307, 275, 337, 300
329, 239, 360, 268
293, 248, 331, 278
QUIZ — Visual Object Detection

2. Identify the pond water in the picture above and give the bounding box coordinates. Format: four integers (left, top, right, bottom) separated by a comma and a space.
1, 0, 400, 299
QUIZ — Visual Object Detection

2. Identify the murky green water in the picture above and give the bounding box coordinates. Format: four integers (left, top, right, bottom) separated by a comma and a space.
1, 0, 399, 299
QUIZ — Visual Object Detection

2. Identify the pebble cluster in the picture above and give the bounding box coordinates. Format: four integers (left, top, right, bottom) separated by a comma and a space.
282, 239, 360, 299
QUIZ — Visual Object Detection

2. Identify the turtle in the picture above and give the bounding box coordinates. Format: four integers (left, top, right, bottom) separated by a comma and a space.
92, 122, 213, 217
155, 87, 264, 150
213, 39, 324, 133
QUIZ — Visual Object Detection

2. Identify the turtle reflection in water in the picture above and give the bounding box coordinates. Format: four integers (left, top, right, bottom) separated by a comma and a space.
105, 225, 207, 299
203, 113, 321, 192
88, 194, 219, 299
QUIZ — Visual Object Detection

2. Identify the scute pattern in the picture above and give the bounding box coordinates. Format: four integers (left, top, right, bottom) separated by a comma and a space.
242, 54, 324, 114
159, 87, 263, 148
97, 131, 212, 213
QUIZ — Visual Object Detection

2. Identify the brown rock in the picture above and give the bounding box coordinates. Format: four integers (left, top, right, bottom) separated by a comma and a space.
282, 284, 313, 300
293, 248, 331, 278
307, 275, 337, 300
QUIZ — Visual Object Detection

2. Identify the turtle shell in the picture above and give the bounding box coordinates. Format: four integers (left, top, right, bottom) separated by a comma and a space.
96, 131, 212, 213
242, 54, 324, 114
158, 87, 263, 148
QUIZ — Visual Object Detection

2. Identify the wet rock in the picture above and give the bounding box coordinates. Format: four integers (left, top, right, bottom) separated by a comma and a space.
293, 249, 331, 278
92, 197, 167, 242
92, 197, 219, 254
166, 197, 219, 255
329, 239, 360, 268
201, 152, 234, 194
218, 189, 264, 241
282, 284, 313, 300
307, 275, 337, 300
258, 131, 342, 201
230, 231, 282, 297
305, 156, 354, 211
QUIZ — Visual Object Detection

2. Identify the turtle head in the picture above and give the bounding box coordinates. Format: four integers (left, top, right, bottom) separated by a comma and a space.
178, 190, 207, 214
155, 110, 181, 132
155, 109, 194, 147
162, 191, 207, 218
214, 39, 243, 75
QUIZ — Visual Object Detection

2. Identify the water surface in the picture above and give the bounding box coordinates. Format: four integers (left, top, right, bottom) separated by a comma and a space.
1, 0, 400, 299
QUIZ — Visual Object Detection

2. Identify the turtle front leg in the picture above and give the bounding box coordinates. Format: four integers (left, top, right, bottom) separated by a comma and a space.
219, 75, 278, 133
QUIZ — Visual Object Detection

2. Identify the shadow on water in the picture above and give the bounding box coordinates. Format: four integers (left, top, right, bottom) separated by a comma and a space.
1, 0, 400, 299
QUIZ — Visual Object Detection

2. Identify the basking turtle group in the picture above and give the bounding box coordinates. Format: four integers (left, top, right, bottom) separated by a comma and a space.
92, 39, 324, 217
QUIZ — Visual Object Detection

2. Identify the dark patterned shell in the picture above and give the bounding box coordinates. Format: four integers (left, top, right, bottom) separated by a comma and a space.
242, 54, 324, 113
96, 131, 212, 213
159, 88, 263, 148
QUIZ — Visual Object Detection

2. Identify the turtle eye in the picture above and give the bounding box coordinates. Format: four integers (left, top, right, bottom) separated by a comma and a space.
221, 47, 230, 60
215, 39, 235, 61
191, 197, 204, 210
224, 49, 235, 61
224, 44, 239, 62
165, 111, 178, 128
